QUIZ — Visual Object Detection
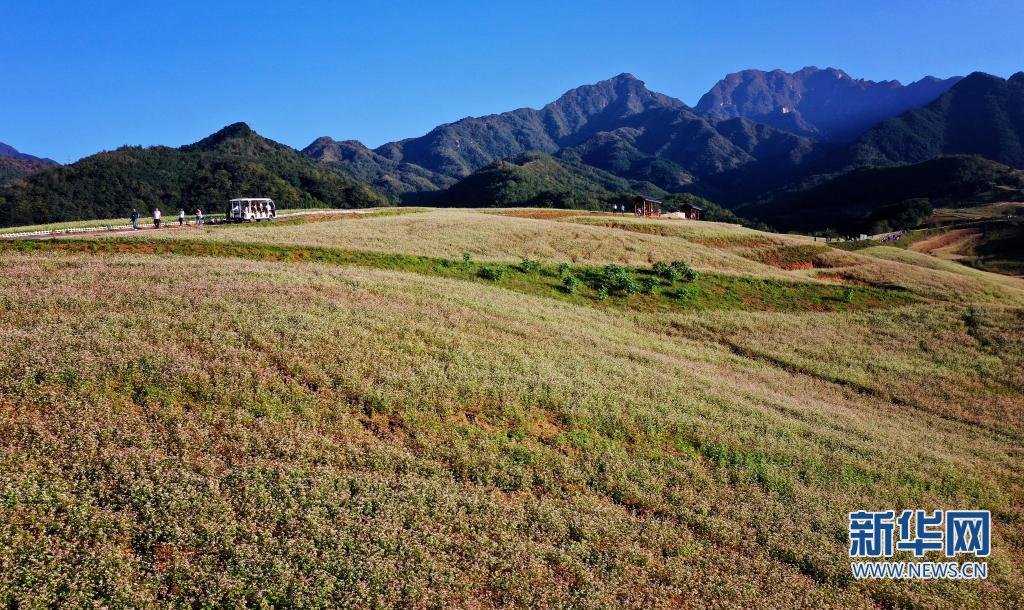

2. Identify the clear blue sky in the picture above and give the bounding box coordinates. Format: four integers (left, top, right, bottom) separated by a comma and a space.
3, 0, 1022, 162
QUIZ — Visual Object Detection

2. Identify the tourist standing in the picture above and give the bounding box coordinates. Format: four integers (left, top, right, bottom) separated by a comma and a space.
195, 208, 204, 226
153, 207, 162, 229
130, 208, 139, 230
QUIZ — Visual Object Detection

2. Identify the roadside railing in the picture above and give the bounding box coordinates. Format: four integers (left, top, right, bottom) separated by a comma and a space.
0, 209, 364, 240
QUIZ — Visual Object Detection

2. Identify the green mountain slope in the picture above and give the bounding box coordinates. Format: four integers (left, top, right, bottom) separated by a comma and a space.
436, 151, 741, 222
437, 151, 652, 209
307, 74, 817, 205
743, 155, 1024, 233
302, 137, 454, 201
0, 123, 385, 227
0, 142, 59, 186
372, 73, 686, 179
0, 156, 58, 186
845, 72, 1024, 168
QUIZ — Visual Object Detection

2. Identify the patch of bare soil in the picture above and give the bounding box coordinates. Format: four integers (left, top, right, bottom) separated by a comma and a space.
909, 229, 981, 259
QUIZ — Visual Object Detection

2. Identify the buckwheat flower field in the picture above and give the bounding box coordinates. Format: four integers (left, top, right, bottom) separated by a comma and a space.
0, 210, 1021, 607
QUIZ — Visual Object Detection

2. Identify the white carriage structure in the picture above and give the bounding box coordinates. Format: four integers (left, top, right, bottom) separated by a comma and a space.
226, 197, 277, 222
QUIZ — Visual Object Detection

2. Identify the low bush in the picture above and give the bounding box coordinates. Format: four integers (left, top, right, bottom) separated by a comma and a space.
477, 266, 505, 281
676, 284, 700, 301
652, 261, 676, 282
600, 264, 639, 294
518, 258, 543, 274
671, 260, 700, 282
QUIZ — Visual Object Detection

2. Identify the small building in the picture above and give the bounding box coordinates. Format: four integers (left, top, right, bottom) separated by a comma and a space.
633, 196, 662, 217
678, 202, 702, 221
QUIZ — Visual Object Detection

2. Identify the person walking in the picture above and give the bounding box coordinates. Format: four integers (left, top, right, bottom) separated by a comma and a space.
130, 208, 140, 230
178, 208, 185, 226
153, 207, 162, 229
195, 208, 204, 226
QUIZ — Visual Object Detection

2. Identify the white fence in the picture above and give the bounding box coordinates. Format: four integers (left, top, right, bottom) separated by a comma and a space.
0, 209, 370, 240
0, 224, 136, 239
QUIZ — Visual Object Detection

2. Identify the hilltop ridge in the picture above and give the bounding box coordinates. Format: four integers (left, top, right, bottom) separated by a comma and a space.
0, 123, 384, 227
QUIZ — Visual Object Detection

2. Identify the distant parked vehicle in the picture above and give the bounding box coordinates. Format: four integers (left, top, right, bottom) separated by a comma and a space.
227, 198, 276, 222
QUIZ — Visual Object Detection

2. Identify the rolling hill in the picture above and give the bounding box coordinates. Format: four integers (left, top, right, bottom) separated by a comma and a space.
437, 151, 747, 223
0, 123, 385, 227
1, 209, 1022, 606
437, 151, 649, 209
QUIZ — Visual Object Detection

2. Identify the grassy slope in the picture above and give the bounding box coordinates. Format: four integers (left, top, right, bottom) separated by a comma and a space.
117, 208, 800, 278
912, 211, 1024, 277
834, 203, 1024, 277
1, 210, 1023, 608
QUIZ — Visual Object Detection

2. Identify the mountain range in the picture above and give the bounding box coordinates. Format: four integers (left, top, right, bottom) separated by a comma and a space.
305, 68, 1006, 215
737, 71, 1024, 231
303, 73, 689, 198
843, 71, 1024, 168
303, 73, 827, 204
694, 67, 961, 142
5, 65, 1024, 234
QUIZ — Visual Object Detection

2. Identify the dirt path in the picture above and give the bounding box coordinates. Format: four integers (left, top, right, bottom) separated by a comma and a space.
908, 228, 981, 261
0, 209, 376, 240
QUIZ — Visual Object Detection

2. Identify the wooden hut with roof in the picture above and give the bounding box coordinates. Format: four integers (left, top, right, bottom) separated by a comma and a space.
633, 196, 662, 217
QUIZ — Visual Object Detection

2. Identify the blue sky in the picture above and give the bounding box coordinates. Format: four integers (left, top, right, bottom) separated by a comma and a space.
3, 1, 1022, 162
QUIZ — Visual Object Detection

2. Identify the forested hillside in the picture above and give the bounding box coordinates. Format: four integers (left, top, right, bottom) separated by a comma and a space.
307, 74, 820, 204
302, 136, 454, 201
743, 155, 1024, 232
438, 151, 742, 223
845, 72, 1024, 168
0, 123, 384, 227
438, 152, 651, 209
0, 143, 58, 186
